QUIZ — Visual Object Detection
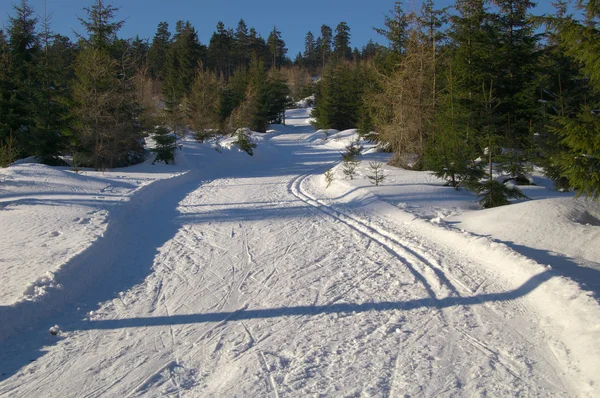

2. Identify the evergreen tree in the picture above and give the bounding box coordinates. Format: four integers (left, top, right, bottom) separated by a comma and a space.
72, 0, 144, 169
266, 26, 287, 68
312, 61, 363, 130
163, 20, 204, 132
5, 0, 40, 156
374, 1, 409, 54
333, 22, 352, 61
187, 64, 223, 134
208, 21, 232, 77
234, 19, 250, 69
361, 40, 378, 59
150, 126, 177, 164
304, 31, 316, 67
547, 0, 600, 199
77, 0, 124, 51
147, 22, 171, 80
0, 30, 14, 155
248, 28, 267, 62
30, 10, 71, 164
319, 25, 333, 67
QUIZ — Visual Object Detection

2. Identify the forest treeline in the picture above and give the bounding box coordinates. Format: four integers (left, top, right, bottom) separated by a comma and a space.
312, 0, 600, 203
0, 0, 599, 202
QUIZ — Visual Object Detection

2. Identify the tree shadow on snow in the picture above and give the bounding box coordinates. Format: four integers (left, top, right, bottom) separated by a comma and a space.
80, 270, 553, 329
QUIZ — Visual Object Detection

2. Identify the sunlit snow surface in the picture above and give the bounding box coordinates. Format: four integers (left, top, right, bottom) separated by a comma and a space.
0, 107, 598, 397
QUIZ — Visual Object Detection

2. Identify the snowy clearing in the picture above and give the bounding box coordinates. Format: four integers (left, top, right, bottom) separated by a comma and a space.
0, 108, 599, 397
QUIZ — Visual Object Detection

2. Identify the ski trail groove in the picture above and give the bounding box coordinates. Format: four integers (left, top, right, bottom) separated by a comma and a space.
289, 173, 450, 303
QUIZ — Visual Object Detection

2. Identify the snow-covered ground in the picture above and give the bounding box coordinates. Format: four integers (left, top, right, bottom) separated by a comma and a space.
0, 107, 599, 397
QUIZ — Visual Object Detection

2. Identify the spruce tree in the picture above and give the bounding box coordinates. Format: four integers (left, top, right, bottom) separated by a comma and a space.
5, 0, 40, 156
374, 1, 409, 54
319, 25, 333, 67
208, 21, 232, 77
547, 0, 600, 199
333, 22, 352, 61
147, 22, 171, 80
304, 31, 316, 68
163, 21, 204, 133
234, 19, 250, 69
312, 61, 363, 130
73, 0, 144, 169
490, 0, 539, 181
187, 64, 223, 135
266, 26, 287, 68
30, 10, 71, 164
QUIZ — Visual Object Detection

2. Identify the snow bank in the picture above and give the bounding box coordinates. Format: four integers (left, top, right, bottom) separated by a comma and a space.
0, 159, 185, 305
305, 132, 600, 394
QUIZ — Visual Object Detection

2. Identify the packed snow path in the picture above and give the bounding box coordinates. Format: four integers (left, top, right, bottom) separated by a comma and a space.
0, 109, 596, 396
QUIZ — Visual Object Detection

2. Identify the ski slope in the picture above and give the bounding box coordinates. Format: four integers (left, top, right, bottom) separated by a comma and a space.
0, 108, 599, 397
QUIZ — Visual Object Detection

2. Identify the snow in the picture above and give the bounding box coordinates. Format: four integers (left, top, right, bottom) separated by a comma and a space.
0, 158, 186, 305
0, 107, 599, 397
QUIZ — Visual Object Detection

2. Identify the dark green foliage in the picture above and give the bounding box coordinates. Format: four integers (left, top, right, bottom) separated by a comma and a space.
312, 61, 364, 130
31, 13, 71, 165
77, 0, 124, 51
4, 0, 40, 157
318, 25, 333, 67
476, 179, 529, 208
374, 1, 409, 54
72, 1, 145, 169
342, 139, 362, 161
266, 26, 288, 69
208, 21, 233, 77
147, 22, 171, 79
0, 131, 18, 167
234, 128, 257, 156
544, 1, 600, 199
162, 21, 204, 110
550, 108, 600, 199
151, 126, 177, 164
333, 22, 352, 61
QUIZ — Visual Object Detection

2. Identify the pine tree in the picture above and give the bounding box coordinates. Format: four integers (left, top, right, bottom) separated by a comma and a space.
248, 28, 267, 62
312, 61, 363, 130
490, 0, 539, 162
266, 26, 287, 68
547, 0, 600, 199
304, 31, 316, 68
234, 19, 250, 69
333, 22, 352, 61
163, 21, 204, 132
72, 0, 144, 169
5, 0, 40, 156
0, 30, 14, 149
208, 21, 232, 77
150, 126, 177, 164
30, 9, 71, 164
319, 25, 333, 67
147, 22, 171, 80
187, 63, 223, 134
374, 1, 409, 54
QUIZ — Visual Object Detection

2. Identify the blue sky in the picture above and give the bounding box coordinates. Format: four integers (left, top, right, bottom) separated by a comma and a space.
2, 0, 575, 56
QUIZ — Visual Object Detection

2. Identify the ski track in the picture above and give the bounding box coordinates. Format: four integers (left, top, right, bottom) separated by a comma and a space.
0, 111, 588, 396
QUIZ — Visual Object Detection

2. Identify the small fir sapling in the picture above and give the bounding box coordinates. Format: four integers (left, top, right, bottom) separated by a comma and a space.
235, 128, 257, 156
342, 159, 359, 180
324, 169, 334, 188
368, 162, 386, 186
151, 126, 177, 165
